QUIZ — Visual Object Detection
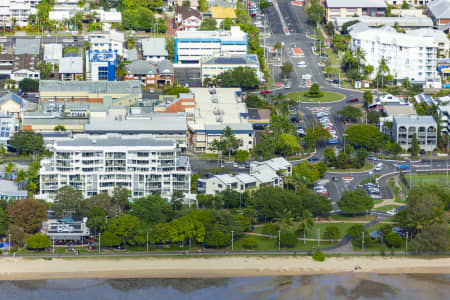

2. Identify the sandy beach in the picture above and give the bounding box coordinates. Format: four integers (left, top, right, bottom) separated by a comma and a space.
0, 256, 449, 280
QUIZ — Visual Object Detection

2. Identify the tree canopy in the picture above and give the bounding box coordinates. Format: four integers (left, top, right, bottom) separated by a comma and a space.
216, 67, 259, 89
338, 189, 374, 214
9, 131, 45, 155
7, 198, 47, 234
345, 124, 384, 151
52, 186, 84, 217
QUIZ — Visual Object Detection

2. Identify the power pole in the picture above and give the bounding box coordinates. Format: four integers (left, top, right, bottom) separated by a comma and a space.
317, 228, 320, 247
231, 230, 234, 251
362, 232, 365, 250
146, 231, 149, 253
406, 232, 408, 253
278, 230, 281, 251
98, 233, 101, 254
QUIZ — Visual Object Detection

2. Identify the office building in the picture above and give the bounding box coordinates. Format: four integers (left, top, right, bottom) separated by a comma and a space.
350, 26, 438, 84
39, 134, 192, 200
187, 87, 253, 152
201, 54, 260, 83
86, 50, 117, 81
174, 26, 248, 63
392, 115, 437, 151
324, 0, 387, 22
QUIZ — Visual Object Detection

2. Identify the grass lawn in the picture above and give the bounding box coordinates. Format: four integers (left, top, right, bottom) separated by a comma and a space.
197, 153, 219, 160
287, 91, 345, 103
235, 235, 333, 251
64, 47, 79, 54
328, 162, 373, 173
406, 172, 450, 187
327, 214, 376, 222
326, 48, 338, 66
376, 204, 403, 212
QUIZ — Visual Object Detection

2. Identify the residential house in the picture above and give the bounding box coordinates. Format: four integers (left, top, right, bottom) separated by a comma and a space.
210, 6, 236, 28
58, 56, 83, 81
427, 0, 450, 26
124, 59, 174, 88
175, 6, 202, 31
0, 179, 27, 201
44, 44, 63, 65
11, 53, 40, 82
325, 0, 387, 22
0, 53, 13, 77
0, 91, 29, 117
140, 38, 168, 62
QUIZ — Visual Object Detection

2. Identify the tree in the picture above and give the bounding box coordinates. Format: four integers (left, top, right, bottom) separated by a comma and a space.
8, 130, 45, 155
108, 214, 141, 245
312, 250, 325, 261
52, 186, 84, 217
8, 224, 25, 248
259, 0, 271, 10
411, 133, 420, 157
279, 133, 301, 156
86, 193, 113, 215
347, 224, 371, 249
345, 124, 384, 151
166, 37, 174, 61
401, 1, 410, 9
341, 20, 359, 34
18, 78, 39, 92
338, 106, 362, 122
87, 207, 106, 235
245, 94, 267, 108
367, 111, 380, 124
4, 161, 15, 178
216, 66, 259, 89
209, 126, 241, 161
182, 0, 190, 6
305, 83, 323, 98
7, 198, 47, 233
242, 236, 258, 249
205, 230, 230, 248
325, 21, 335, 36
100, 231, 121, 247
37, 61, 53, 80
273, 42, 282, 58
262, 222, 280, 238
411, 224, 449, 253
198, 0, 208, 11
54, 125, 66, 131
222, 18, 233, 30
280, 62, 293, 78
234, 150, 249, 162
25, 233, 51, 250
274, 208, 294, 230
324, 225, 341, 243
200, 17, 217, 30
323, 147, 336, 166
130, 195, 171, 224
0, 208, 8, 236
378, 58, 390, 88
338, 189, 374, 215
305, 0, 324, 26
385, 232, 402, 248
296, 209, 314, 235
111, 186, 130, 214
279, 230, 297, 248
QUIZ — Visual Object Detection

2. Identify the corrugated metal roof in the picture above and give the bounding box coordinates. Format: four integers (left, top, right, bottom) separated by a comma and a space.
326, 0, 386, 8
15, 38, 40, 56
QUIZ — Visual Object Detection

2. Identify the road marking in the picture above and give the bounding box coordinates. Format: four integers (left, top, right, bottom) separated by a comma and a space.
291, 47, 304, 56
290, 1, 303, 6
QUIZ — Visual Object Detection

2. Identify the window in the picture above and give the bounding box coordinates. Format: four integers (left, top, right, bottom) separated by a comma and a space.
98, 66, 108, 80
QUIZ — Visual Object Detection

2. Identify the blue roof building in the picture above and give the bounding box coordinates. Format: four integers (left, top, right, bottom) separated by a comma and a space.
88, 50, 118, 81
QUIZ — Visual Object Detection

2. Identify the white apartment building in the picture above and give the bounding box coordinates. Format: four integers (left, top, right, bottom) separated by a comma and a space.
406, 28, 450, 58
174, 26, 248, 63
39, 135, 192, 201
350, 26, 438, 84
385, 0, 432, 6
0, 0, 37, 27
88, 30, 124, 57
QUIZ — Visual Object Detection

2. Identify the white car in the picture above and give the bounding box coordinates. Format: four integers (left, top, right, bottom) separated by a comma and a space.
328, 130, 336, 135
387, 209, 397, 216
296, 61, 307, 68
317, 112, 328, 118
302, 74, 312, 80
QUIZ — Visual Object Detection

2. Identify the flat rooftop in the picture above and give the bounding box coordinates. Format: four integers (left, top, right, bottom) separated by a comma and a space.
54, 134, 177, 148
384, 105, 416, 116
39, 80, 142, 94
188, 88, 252, 132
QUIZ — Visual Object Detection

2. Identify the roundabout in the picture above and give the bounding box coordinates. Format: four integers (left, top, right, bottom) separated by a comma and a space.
286, 90, 345, 103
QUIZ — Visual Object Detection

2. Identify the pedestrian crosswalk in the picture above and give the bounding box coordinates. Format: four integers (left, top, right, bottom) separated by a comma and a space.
308, 107, 331, 114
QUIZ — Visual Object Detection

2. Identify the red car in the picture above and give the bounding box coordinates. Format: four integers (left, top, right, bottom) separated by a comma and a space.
347, 98, 359, 103
260, 90, 272, 94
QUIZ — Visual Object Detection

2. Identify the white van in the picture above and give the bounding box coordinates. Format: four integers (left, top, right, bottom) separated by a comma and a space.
375, 163, 383, 171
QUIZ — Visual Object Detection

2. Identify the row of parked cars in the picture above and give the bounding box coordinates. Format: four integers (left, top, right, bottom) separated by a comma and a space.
359, 182, 382, 199
317, 111, 339, 144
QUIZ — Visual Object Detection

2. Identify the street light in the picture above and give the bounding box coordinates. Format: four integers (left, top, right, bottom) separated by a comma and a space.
231, 230, 234, 252
343, 134, 348, 154
98, 233, 101, 254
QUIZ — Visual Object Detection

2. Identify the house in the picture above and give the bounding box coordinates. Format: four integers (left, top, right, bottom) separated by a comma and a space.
14, 38, 40, 56
392, 115, 437, 151
0, 53, 14, 77
44, 44, 63, 65
86, 50, 117, 81
210, 6, 236, 28
385, 0, 432, 6
140, 38, 168, 62
325, 0, 387, 22
175, 26, 248, 63
11, 53, 40, 82
124, 59, 174, 88
0, 91, 29, 118
175, 6, 202, 31
0, 179, 27, 201
414, 93, 436, 106
88, 30, 124, 57
427, 0, 450, 26
201, 54, 261, 84
168, 0, 199, 7
250, 157, 293, 177
58, 56, 83, 81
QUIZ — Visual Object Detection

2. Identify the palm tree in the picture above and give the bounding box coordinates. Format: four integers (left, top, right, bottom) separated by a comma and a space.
378, 58, 389, 89
296, 210, 314, 244
0, 145, 6, 163
274, 208, 294, 230
14, 169, 27, 188
4, 161, 15, 179
354, 46, 365, 72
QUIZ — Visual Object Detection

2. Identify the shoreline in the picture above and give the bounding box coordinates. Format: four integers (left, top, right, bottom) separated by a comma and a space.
0, 256, 449, 280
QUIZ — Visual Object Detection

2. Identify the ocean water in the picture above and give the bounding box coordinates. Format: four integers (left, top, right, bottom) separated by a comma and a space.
0, 274, 449, 300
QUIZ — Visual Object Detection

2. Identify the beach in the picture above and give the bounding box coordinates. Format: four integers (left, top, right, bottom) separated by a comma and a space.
0, 256, 449, 280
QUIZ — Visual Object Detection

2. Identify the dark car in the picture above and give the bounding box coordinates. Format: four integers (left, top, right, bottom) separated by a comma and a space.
308, 157, 319, 162
331, 176, 339, 182
332, 79, 339, 84
347, 98, 359, 103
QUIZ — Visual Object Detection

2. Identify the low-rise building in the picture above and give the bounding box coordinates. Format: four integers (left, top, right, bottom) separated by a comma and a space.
140, 38, 168, 62
87, 50, 117, 81
0, 53, 14, 77
14, 38, 40, 56
44, 44, 63, 65
210, 6, 236, 28
59, 56, 83, 81
427, 0, 450, 26
175, 6, 202, 31
0, 91, 29, 118
11, 53, 40, 82
201, 54, 260, 84
0, 179, 27, 201
42, 219, 90, 243
0, 112, 17, 145
88, 30, 124, 57
325, 0, 387, 22
39, 134, 192, 200
248, 108, 271, 128
187, 88, 253, 152
201, 157, 291, 195
175, 26, 248, 64
392, 115, 437, 151
334, 16, 434, 30
124, 60, 174, 88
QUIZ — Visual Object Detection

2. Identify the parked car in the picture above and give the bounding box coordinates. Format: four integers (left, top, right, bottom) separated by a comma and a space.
260, 90, 272, 94
367, 155, 378, 161
308, 156, 319, 162
347, 98, 359, 103
296, 61, 307, 68
331, 176, 339, 182
375, 163, 383, 171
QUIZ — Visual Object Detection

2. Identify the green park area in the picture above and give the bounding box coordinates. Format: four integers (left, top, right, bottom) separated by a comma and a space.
286, 91, 344, 103
328, 162, 373, 173
406, 172, 450, 186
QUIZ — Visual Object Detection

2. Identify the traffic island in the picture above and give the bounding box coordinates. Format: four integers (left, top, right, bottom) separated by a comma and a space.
286, 91, 345, 103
